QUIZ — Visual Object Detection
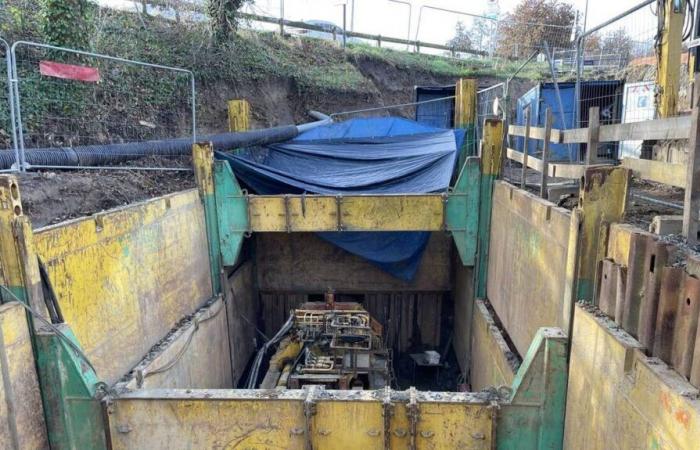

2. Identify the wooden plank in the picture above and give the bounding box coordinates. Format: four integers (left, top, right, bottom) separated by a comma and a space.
671, 273, 700, 378
562, 115, 691, 144
653, 267, 684, 362
540, 108, 553, 198
521, 106, 531, 190
585, 107, 599, 165
684, 103, 700, 243
621, 158, 686, 188
506, 148, 587, 179
508, 124, 562, 143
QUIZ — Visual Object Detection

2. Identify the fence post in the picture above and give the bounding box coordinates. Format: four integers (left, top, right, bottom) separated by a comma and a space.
227, 100, 250, 132
585, 106, 599, 165
475, 118, 504, 299
656, 0, 685, 118
454, 78, 477, 169
540, 108, 552, 198
521, 105, 531, 190
683, 102, 700, 243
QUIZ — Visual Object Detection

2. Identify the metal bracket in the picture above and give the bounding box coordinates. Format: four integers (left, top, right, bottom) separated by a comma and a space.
303, 385, 318, 450
382, 386, 394, 450
407, 387, 419, 450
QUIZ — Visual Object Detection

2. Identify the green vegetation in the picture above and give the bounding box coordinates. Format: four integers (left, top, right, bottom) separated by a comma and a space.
0, 2, 549, 148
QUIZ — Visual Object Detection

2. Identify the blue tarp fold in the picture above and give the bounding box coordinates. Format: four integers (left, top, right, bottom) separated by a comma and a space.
217, 117, 463, 281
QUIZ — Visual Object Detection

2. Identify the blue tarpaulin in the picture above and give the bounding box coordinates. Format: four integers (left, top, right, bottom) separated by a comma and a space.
216, 117, 464, 281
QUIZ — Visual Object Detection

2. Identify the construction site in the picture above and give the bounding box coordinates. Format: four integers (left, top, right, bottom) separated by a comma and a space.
2, 0, 700, 448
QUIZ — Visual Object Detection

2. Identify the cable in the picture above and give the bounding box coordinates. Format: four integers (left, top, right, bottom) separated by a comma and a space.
0, 285, 97, 374
142, 299, 224, 378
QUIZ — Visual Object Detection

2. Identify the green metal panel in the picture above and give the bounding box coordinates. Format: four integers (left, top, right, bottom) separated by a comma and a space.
497, 327, 568, 450
446, 156, 481, 266
475, 172, 496, 298
213, 160, 248, 266
35, 325, 107, 450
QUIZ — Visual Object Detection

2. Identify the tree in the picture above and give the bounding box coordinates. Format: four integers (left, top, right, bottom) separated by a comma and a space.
208, 0, 250, 42
496, 0, 576, 59
446, 21, 473, 52
585, 28, 635, 65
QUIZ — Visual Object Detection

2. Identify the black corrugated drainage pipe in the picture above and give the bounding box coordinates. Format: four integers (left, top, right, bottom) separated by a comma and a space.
1, 114, 333, 170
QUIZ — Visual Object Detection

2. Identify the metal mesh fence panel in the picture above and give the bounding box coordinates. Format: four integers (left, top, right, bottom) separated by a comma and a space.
11, 41, 195, 170
575, 0, 659, 161
476, 83, 505, 148
0, 38, 18, 169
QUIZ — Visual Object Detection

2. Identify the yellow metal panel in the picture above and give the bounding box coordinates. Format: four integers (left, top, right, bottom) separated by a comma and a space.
486, 182, 573, 355
313, 401, 384, 449
340, 195, 443, 231
470, 299, 517, 390
193, 143, 214, 196
248, 195, 338, 232
33, 190, 212, 385
565, 304, 700, 449
0, 302, 48, 449
0, 176, 26, 290
227, 99, 250, 132
108, 396, 305, 449
417, 402, 493, 449
248, 194, 445, 232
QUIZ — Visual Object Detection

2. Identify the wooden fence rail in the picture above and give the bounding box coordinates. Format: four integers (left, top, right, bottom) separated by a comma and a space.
505, 103, 698, 243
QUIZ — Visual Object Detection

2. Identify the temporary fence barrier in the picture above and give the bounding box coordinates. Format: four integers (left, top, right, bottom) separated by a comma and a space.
10, 41, 196, 171
0, 38, 19, 172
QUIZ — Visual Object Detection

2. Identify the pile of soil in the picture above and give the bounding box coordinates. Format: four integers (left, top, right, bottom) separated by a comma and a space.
18, 156, 195, 228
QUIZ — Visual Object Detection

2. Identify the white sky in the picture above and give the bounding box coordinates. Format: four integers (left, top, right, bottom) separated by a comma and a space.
245, 0, 655, 45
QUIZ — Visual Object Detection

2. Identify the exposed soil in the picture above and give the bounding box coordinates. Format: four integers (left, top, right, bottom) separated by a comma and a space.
19, 156, 195, 228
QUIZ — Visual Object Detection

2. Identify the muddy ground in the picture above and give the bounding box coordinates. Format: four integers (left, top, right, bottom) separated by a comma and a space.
19, 156, 195, 228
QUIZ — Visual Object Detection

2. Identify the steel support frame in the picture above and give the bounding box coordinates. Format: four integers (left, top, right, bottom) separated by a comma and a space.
103, 325, 568, 449
197, 143, 483, 268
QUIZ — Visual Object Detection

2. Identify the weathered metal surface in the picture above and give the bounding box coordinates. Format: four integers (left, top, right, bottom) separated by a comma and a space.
193, 142, 223, 294
36, 325, 107, 450
0, 176, 35, 305
214, 160, 247, 265
654, 267, 685, 363
0, 302, 48, 450
453, 263, 474, 378
106, 388, 494, 450
475, 118, 504, 298
255, 232, 451, 292
670, 272, 700, 379
618, 230, 652, 336
498, 327, 568, 449
565, 304, 700, 449
576, 166, 630, 302
33, 189, 212, 385
247, 194, 445, 232
105, 324, 568, 450
224, 262, 258, 386
115, 297, 232, 391
470, 299, 517, 390
486, 181, 572, 355
622, 158, 686, 188
447, 157, 481, 266
597, 259, 619, 318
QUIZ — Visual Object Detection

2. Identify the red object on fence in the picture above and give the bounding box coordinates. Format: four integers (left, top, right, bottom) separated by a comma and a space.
39, 60, 101, 82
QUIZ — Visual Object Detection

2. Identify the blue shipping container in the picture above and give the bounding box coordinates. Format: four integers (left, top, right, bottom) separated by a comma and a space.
515, 80, 623, 161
